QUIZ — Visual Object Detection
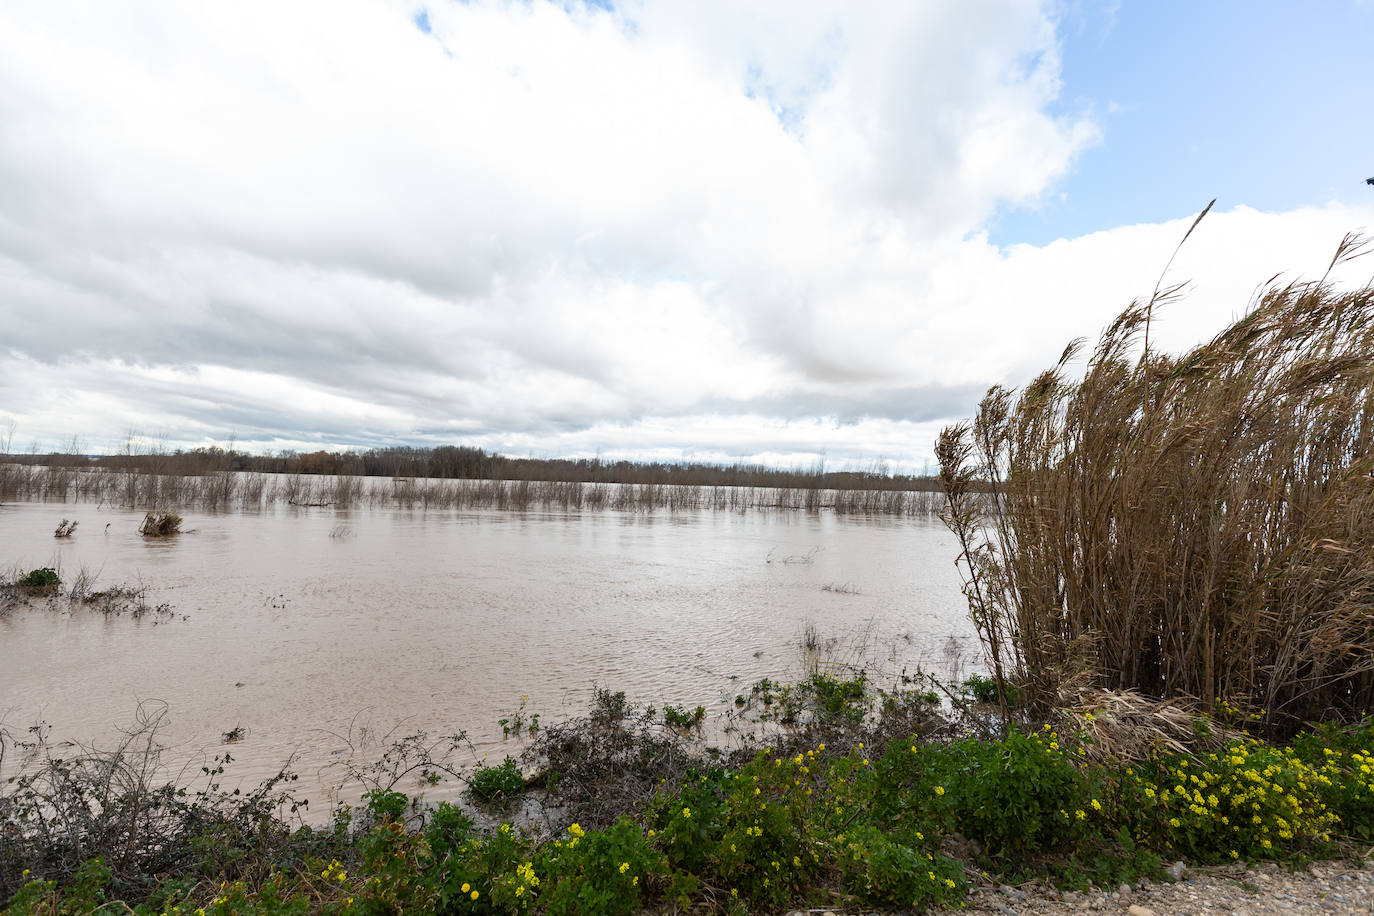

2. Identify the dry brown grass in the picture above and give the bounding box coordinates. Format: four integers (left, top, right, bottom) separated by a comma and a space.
939, 232, 1374, 738
137, 511, 183, 537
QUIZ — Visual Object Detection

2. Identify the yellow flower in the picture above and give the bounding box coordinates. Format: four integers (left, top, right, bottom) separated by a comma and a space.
682, 807, 691, 818
471, 890, 480, 900
461, 883, 470, 893
619, 862, 630, 874
1090, 798, 1101, 811
934, 786, 945, 796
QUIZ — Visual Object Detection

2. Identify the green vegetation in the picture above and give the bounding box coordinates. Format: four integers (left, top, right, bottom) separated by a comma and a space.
662, 704, 706, 731
15, 567, 59, 588
5, 681, 1374, 915
467, 757, 526, 804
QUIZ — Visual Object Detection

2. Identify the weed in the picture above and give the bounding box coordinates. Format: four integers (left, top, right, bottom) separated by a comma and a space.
499, 695, 541, 738
52, 519, 77, 538
662, 704, 706, 731
468, 756, 526, 803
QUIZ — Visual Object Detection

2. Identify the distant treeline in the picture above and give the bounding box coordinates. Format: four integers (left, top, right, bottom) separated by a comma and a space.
6, 445, 939, 492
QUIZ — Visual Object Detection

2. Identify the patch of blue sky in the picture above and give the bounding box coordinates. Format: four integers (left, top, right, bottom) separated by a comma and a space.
413, 8, 431, 34
987, 0, 1374, 248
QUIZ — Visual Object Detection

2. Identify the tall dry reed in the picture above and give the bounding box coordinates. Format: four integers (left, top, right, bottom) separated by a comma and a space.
939, 234, 1374, 736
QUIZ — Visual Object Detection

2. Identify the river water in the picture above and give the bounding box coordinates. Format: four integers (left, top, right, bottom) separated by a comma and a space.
0, 498, 975, 806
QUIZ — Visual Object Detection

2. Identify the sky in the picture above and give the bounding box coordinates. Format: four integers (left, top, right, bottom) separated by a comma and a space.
1, 0, 1372, 471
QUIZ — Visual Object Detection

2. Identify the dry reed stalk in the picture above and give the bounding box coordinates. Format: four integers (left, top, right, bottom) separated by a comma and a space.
939, 232, 1374, 737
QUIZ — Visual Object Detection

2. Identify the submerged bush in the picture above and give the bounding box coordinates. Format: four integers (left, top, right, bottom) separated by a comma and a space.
138, 510, 183, 537
15, 567, 60, 588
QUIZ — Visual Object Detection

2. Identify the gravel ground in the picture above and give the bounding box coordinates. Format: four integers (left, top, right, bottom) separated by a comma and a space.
782, 855, 1374, 916
949, 857, 1374, 916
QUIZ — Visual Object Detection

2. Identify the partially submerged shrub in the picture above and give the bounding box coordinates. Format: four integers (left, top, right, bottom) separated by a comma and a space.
663, 703, 706, 730
52, 518, 77, 538
138, 510, 183, 537
16, 567, 60, 589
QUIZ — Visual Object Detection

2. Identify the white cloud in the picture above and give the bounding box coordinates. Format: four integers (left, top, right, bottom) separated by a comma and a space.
0, 0, 1368, 467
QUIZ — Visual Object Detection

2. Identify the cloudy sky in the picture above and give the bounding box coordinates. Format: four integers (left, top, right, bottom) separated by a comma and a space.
2, 1, 1372, 469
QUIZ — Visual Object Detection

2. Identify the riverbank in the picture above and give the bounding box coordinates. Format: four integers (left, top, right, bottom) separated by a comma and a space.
5, 671, 1374, 915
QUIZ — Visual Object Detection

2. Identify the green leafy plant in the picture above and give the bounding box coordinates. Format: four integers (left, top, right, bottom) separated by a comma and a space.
468, 756, 526, 803
663, 704, 706, 730
16, 567, 60, 588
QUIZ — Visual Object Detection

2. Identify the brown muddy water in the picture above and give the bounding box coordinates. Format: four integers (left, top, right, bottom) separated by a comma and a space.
0, 499, 974, 809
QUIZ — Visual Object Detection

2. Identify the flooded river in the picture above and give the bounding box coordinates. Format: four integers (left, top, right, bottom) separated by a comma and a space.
0, 498, 974, 806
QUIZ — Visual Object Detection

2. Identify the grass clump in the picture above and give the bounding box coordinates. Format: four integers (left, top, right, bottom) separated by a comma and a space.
938, 233, 1374, 737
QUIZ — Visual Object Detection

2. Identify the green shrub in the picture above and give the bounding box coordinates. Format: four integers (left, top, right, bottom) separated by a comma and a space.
838, 825, 964, 909
425, 801, 476, 856
363, 788, 409, 822
468, 756, 525, 803
873, 728, 1096, 857
537, 818, 665, 916
1288, 719, 1374, 840
1124, 739, 1339, 862
16, 567, 60, 588
663, 704, 706, 730
808, 671, 868, 723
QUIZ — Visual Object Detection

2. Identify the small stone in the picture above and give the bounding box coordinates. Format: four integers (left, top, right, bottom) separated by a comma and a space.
1166, 860, 1187, 882
1118, 882, 1131, 896
1128, 906, 1155, 916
